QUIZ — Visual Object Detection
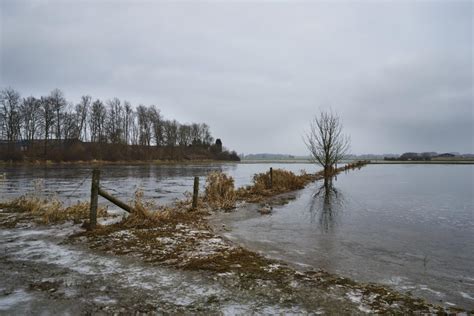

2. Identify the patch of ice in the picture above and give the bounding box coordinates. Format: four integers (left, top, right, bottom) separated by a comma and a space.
346, 290, 373, 314
293, 262, 312, 268
346, 291, 362, 304
156, 237, 175, 245
188, 230, 209, 235
0, 226, 272, 312
264, 263, 281, 273
107, 208, 127, 216
459, 292, 474, 300
175, 223, 187, 230
0, 290, 32, 311
109, 230, 135, 239
94, 296, 117, 305
419, 286, 444, 297
383, 276, 408, 286
98, 216, 122, 226
357, 305, 372, 313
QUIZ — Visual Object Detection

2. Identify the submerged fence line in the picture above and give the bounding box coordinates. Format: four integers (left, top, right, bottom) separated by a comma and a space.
88, 169, 200, 229
87, 161, 368, 229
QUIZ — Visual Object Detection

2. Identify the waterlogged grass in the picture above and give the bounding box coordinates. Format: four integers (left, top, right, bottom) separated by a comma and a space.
204, 161, 369, 206
204, 171, 237, 210
0, 196, 107, 226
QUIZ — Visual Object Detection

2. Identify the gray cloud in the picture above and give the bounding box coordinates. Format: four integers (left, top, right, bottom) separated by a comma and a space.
1, 0, 472, 154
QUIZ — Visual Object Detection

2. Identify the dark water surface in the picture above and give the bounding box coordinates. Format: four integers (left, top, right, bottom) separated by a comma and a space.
218, 164, 474, 309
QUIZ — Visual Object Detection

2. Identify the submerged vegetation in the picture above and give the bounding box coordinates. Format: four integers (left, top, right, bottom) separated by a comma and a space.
204, 171, 237, 210
0, 195, 107, 226
201, 161, 369, 207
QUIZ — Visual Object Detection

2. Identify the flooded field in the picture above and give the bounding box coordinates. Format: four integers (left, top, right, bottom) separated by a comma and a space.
1, 162, 473, 311
0, 163, 317, 205
215, 164, 474, 309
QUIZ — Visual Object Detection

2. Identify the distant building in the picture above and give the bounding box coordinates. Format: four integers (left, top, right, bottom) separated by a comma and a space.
215, 139, 222, 153
399, 152, 420, 160
395, 152, 431, 161
436, 153, 455, 158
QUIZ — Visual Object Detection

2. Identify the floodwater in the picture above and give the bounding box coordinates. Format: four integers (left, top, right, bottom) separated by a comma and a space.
1, 163, 473, 310
0, 163, 316, 205
217, 164, 474, 310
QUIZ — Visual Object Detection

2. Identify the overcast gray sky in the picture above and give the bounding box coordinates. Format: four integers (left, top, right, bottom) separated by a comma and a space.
1, 0, 472, 155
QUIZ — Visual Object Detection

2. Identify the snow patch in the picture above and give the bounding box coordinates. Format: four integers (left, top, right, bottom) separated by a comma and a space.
346, 290, 373, 314
264, 264, 281, 273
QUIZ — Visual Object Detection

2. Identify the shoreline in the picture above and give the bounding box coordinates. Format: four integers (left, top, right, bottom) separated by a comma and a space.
368, 160, 474, 165
0, 159, 239, 167
1, 159, 473, 167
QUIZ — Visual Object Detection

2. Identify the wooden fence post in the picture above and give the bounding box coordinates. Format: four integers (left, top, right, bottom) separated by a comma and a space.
89, 169, 100, 230
269, 167, 273, 189
192, 176, 199, 210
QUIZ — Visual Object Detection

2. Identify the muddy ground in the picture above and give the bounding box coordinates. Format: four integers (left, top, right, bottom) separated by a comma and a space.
0, 216, 360, 315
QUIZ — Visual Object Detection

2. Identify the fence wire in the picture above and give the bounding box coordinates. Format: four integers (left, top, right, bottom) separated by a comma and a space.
64, 175, 90, 201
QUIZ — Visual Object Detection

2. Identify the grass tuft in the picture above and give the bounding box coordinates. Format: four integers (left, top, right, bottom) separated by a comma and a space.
1, 195, 107, 224
204, 171, 237, 210
116, 190, 205, 229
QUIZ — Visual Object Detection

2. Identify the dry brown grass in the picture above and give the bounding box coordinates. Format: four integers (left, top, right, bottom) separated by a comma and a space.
204, 171, 237, 210
116, 190, 205, 229
1, 195, 107, 224
233, 161, 370, 203
235, 169, 317, 202
253, 169, 307, 192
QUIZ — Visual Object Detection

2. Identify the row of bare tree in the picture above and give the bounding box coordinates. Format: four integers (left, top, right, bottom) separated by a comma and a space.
0, 87, 214, 147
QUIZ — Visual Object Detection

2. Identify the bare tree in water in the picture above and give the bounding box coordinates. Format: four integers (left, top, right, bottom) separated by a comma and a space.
304, 110, 350, 177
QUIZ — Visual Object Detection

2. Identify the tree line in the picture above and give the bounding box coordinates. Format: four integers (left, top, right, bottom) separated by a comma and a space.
0, 87, 214, 147
0, 87, 238, 162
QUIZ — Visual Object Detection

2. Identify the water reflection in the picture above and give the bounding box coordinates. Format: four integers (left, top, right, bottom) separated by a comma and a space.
0, 163, 314, 205
308, 179, 345, 233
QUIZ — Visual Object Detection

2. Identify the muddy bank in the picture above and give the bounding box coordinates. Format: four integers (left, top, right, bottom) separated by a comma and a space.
1, 218, 325, 315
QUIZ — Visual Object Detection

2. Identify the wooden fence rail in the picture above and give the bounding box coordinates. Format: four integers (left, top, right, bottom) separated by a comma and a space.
89, 168, 134, 230
88, 169, 200, 229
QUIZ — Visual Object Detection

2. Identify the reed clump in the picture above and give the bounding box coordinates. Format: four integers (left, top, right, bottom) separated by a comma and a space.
236, 169, 316, 202
1, 195, 107, 224
204, 171, 236, 210
117, 190, 202, 228
256, 169, 307, 191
